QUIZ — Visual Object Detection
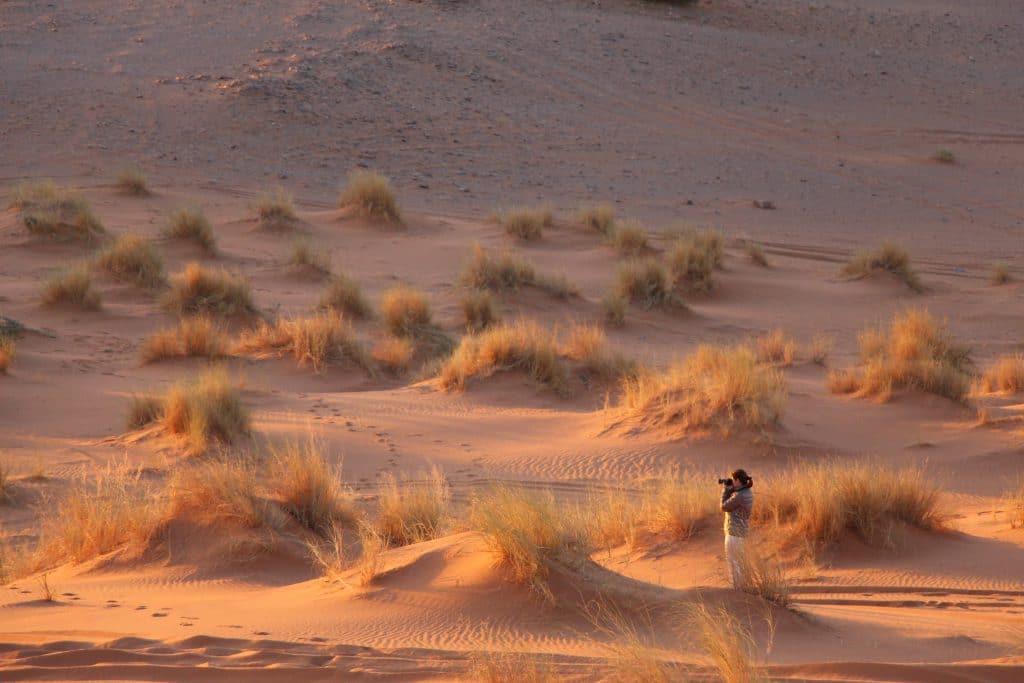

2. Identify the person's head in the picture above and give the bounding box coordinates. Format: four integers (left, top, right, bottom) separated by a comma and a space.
731, 469, 752, 488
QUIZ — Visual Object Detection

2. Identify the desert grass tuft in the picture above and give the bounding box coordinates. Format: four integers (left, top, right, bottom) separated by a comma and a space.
372, 337, 414, 375
615, 259, 674, 309
381, 286, 432, 337
667, 230, 722, 293
0, 335, 15, 373
127, 394, 164, 430
115, 168, 149, 196
562, 323, 636, 382
319, 272, 371, 319
602, 292, 628, 327
755, 329, 797, 367
161, 367, 250, 454
608, 219, 648, 255
647, 472, 716, 541
41, 264, 102, 309
809, 333, 832, 366
841, 241, 921, 291
237, 313, 373, 373
0, 460, 13, 504
163, 262, 255, 318
1006, 482, 1024, 529
374, 467, 449, 546
94, 234, 165, 288
978, 355, 1024, 394
461, 289, 498, 332
747, 242, 769, 267
688, 603, 765, 683
468, 652, 558, 683
271, 439, 357, 535
495, 206, 552, 241
618, 345, 786, 434
739, 546, 791, 607
167, 456, 285, 534
12, 180, 105, 243
577, 203, 616, 236
338, 170, 401, 223
141, 317, 228, 363
255, 187, 297, 229
990, 262, 1011, 285
439, 319, 567, 393
534, 272, 579, 299
288, 239, 331, 276
459, 244, 535, 290
165, 208, 216, 252
827, 309, 971, 403
933, 149, 956, 164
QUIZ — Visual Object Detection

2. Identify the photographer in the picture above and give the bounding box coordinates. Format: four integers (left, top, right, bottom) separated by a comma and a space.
720, 469, 754, 588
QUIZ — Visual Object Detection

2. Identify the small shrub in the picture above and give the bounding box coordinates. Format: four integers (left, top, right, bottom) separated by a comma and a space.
161, 367, 250, 454
41, 264, 102, 309
374, 467, 449, 546
577, 204, 615, 236
933, 149, 956, 164
373, 337, 414, 374
12, 180, 105, 243
127, 394, 163, 429
688, 603, 764, 683
381, 287, 432, 337
271, 439, 357, 535
115, 168, 149, 196
609, 219, 648, 255
755, 329, 797, 367
461, 290, 498, 332
94, 234, 165, 288
338, 170, 400, 223
990, 262, 1011, 285
0, 335, 14, 373
615, 259, 673, 309
667, 235, 716, 293
459, 244, 535, 290
141, 317, 227, 363
496, 206, 552, 241
319, 272, 371, 319
617, 344, 786, 434
439, 319, 567, 393
841, 241, 921, 291
255, 187, 296, 228
163, 262, 255, 318
237, 313, 372, 373
165, 207, 216, 251
288, 239, 330, 276
602, 292, 628, 327
979, 355, 1024, 394
747, 242, 768, 267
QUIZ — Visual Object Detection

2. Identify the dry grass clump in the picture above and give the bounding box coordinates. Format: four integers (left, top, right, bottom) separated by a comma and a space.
840, 241, 922, 291
1007, 482, 1024, 529
602, 292, 628, 328
933, 149, 956, 164
809, 333, 832, 366
978, 355, 1024, 394
468, 652, 558, 683
534, 272, 579, 299
374, 467, 449, 546
461, 290, 498, 332
618, 345, 786, 434
755, 329, 797, 367
496, 206, 552, 241
688, 603, 765, 683
141, 317, 228, 363
469, 485, 579, 603
255, 187, 297, 229
11, 180, 106, 243
115, 168, 149, 196
460, 244, 535, 290
609, 219, 648, 255
372, 337, 414, 375
0, 335, 15, 373
127, 394, 163, 430
0, 460, 13, 503
41, 264, 102, 309
319, 272, 371, 319
747, 242, 769, 267
667, 230, 722, 293
287, 239, 331, 276
577, 204, 616, 236
165, 208, 216, 252
94, 234, 165, 288
827, 309, 971, 403
338, 170, 401, 223
562, 323, 636, 382
271, 439, 357, 535
160, 367, 250, 454
439, 319, 567, 393
647, 473, 716, 541
237, 313, 372, 373
163, 262, 255, 318
166, 457, 285, 534
615, 259, 674, 309
758, 462, 946, 550
739, 547, 791, 607
990, 262, 1011, 285
381, 286, 432, 337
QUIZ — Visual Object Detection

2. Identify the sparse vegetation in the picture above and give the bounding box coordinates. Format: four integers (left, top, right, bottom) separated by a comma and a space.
160, 367, 250, 455
165, 208, 216, 252
461, 289, 498, 332
739, 546, 791, 607
0, 459, 13, 503
990, 262, 1011, 285
827, 309, 971, 403
1007, 482, 1023, 529
617, 344, 786, 434
374, 467, 449, 546
127, 394, 163, 429
667, 231, 721, 293
841, 241, 921, 291
933, 149, 956, 164
978, 355, 1024, 394
562, 323, 636, 382
141, 317, 228, 363
41, 264, 102, 309
255, 187, 297, 229
163, 262, 255, 318
460, 244, 535, 290
271, 439, 357, 535
288, 239, 331, 276
115, 168, 149, 196
11, 180, 105, 242
236, 313, 373, 373
577, 204, 616, 236
615, 259, 674, 309
94, 234, 165, 288
647, 473, 715, 541
381, 286, 432, 337
755, 329, 797, 367
319, 272, 372, 319
338, 170, 401, 223
495, 206, 552, 241
372, 337, 414, 374
0, 335, 14, 373
688, 603, 765, 683
609, 219, 648, 255
439, 319, 567, 393
468, 652, 558, 683
809, 333, 832, 366
747, 242, 768, 267
602, 292, 628, 327
167, 456, 285, 534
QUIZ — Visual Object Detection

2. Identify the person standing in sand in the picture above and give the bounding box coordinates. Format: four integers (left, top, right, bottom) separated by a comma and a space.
720, 469, 754, 589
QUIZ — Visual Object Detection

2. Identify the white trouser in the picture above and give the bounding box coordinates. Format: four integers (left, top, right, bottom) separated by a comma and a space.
725, 534, 745, 588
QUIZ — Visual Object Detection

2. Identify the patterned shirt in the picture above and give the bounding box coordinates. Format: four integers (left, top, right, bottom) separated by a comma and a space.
721, 486, 753, 538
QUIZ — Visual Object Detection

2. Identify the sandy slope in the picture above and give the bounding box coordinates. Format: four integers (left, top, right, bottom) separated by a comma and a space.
2, 0, 1024, 681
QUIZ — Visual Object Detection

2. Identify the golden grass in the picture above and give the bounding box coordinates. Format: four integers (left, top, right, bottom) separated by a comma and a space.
583, 489, 645, 553
127, 394, 163, 430
0, 459, 13, 503
237, 313, 373, 373
739, 546, 791, 607
586, 601, 677, 683
305, 523, 349, 583
615, 259, 674, 309
667, 233, 719, 293
41, 264, 102, 309
0, 335, 14, 373
534, 272, 579, 299
828, 309, 971, 403
496, 206, 552, 241
319, 272, 371, 319
562, 323, 636, 382
1007, 482, 1023, 529
115, 168, 149, 196
747, 242, 768, 267
688, 603, 765, 683
841, 241, 921, 291
467, 652, 558, 683
167, 456, 286, 533
381, 286, 432, 337
979, 355, 1024, 394
12, 180, 106, 243
577, 203, 616, 236
459, 244, 535, 290
271, 439, 357, 535
755, 329, 797, 367
288, 238, 331, 276
165, 207, 216, 252
357, 523, 387, 586
756, 462, 946, 550
461, 289, 498, 332
617, 344, 786, 434
255, 187, 297, 228
602, 292, 628, 327
647, 473, 715, 541
339, 170, 401, 223
609, 219, 648, 255
161, 367, 250, 455
439, 319, 567, 393
374, 467, 449, 546
990, 262, 1011, 285
372, 336, 414, 374
809, 333, 832, 366
94, 234, 165, 288
163, 262, 255, 318
141, 317, 228, 363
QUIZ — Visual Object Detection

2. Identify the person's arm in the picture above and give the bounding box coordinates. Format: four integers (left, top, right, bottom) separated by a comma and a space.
721, 488, 741, 512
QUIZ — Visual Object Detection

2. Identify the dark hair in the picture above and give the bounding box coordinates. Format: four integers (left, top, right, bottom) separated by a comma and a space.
731, 469, 752, 487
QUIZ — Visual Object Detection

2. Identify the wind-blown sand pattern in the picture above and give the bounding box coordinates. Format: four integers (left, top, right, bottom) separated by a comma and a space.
1, 1, 1023, 681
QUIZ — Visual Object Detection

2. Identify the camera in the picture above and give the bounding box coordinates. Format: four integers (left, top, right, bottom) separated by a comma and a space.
718, 478, 733, 486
